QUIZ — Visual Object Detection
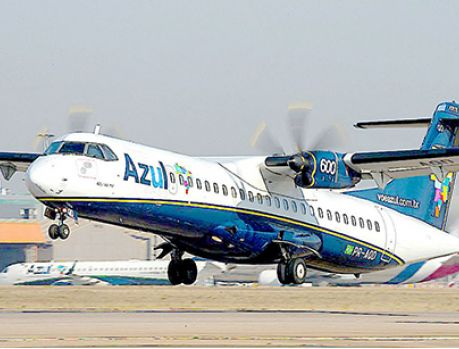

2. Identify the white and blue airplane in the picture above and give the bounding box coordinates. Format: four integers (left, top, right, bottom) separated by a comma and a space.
2, 102, 459, 286
0, 260, 175, 286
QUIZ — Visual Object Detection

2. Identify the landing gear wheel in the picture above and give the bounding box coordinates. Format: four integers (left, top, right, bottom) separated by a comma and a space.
277, 261, 290, 285
48, 224, 59, 240
181, 259, 198, 285
58, 224, 70, 240
288, 258, 307, 285
168, 260, 183, 285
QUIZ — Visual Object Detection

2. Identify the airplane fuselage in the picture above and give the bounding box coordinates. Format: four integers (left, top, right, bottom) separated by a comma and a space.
25, 133, 459, 275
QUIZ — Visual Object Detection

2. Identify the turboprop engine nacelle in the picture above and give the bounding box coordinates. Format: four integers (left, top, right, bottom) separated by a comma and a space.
265, 151, 361, 189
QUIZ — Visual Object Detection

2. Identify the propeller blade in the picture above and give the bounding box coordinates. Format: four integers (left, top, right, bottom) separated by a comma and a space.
104, 125, 127, 139
250, 121, 284, 155
287, 102, 313, 152
68, 106, 93, 133
309, 123, 349, 152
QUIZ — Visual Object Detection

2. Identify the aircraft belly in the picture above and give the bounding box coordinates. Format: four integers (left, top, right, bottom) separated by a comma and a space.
39, 198, 404, 269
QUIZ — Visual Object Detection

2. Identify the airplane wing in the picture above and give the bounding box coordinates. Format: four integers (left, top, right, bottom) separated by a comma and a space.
0, 152, 41, 180
344, 148, 459, 187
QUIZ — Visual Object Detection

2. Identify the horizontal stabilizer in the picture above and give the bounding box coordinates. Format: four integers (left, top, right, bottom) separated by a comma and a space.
354, 118, 432, 129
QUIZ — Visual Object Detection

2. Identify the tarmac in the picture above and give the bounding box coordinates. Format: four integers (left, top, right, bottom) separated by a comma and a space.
0, 286, 458, 347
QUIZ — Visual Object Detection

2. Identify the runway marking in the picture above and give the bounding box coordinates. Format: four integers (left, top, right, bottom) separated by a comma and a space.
0, 309, 412, 317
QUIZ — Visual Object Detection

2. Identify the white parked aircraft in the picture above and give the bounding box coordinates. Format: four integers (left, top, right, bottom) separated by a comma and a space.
2, 102, 459, 285
0, 260, 204, 286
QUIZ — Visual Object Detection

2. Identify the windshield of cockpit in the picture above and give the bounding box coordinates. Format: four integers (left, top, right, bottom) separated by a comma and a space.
44, 141, 118, 161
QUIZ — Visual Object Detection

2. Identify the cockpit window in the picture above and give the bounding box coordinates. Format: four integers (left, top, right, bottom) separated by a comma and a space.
44, 141, 63, 155
86, 144, 105, 160
59, 142, 86, 155
45, 141, 118, 161
99, 144, 118, 161
1, 267, 8, 273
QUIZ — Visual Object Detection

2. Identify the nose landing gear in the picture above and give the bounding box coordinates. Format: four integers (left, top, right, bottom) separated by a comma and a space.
45, 207, 72, 241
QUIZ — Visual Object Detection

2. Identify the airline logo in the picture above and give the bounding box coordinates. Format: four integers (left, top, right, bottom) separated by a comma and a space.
431, 172, 453, 218
123, 153, 168, 190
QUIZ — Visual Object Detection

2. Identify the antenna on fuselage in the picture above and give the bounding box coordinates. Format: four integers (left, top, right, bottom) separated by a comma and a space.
94, 124, 101, 135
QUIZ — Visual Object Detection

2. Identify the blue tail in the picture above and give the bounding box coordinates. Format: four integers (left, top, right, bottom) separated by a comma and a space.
348, 102, 459, 230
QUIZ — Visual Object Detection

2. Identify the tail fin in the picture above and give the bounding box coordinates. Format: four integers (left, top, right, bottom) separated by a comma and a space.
348, 102, 459, 230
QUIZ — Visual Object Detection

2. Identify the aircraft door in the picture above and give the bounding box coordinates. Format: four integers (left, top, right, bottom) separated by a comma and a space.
377, 207, 397, 263
166, 165, 178, 196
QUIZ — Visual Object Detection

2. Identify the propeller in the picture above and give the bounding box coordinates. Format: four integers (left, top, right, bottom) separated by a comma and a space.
286, 102, 313, 152
251, 101, 348, 156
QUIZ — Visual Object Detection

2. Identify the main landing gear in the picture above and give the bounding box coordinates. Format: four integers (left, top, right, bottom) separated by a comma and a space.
45, 207, 72, 241
167, 250, 198, 285
277, 258, 307, 285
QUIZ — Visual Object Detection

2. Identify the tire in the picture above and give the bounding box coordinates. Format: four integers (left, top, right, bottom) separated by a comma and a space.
287, 258, 307, 285
181, 259, 198, 285
48, 224, 59, 240
58, 224, 71, 240
277, 261, 290, 285
167, 260, 183, 285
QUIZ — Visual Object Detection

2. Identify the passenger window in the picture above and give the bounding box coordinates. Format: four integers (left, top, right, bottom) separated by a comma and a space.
359, 218, 365, 229
179, 175, 184, 185
335, 212, 341, 223
257, 193, 263, 204
187, 177, 193, 188
170, 173, 176, 184
196, 179, 202, 190
222, 185, 228, 196
248, 191, 254, 202
351, 216, 357, 226
100, 144, 118, 161
375, 221, 381, 232
291, 201, 298, 213
274, 197, 281, 208
327, 210, 332, 221
231, 187, 237, 198
343, 214, 349, 225
265, 196, 272, 207
59, 142, 86, 155
205, 181, 211, 192
318, 208, 324, 219
239, 189, 246, 200
283, 199, 289, 211
367, 220, 373, 231
213, 183, 219, 194
301, 203, 307, 215
86, 144, 105, 160
310, 206, 315, 216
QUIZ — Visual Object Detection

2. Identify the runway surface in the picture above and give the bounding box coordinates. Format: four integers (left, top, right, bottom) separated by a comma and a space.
1, 310, 459, 347
0, 286, 458, 347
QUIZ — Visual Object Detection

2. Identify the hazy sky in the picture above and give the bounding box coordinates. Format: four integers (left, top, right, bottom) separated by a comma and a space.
1, 1, 459, 192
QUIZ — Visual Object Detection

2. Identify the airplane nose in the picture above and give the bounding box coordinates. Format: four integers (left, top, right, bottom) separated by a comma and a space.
25, 157, 68, 197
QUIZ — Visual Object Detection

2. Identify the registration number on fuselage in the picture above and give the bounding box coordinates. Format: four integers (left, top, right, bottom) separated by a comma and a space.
344, 244, 377, 261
